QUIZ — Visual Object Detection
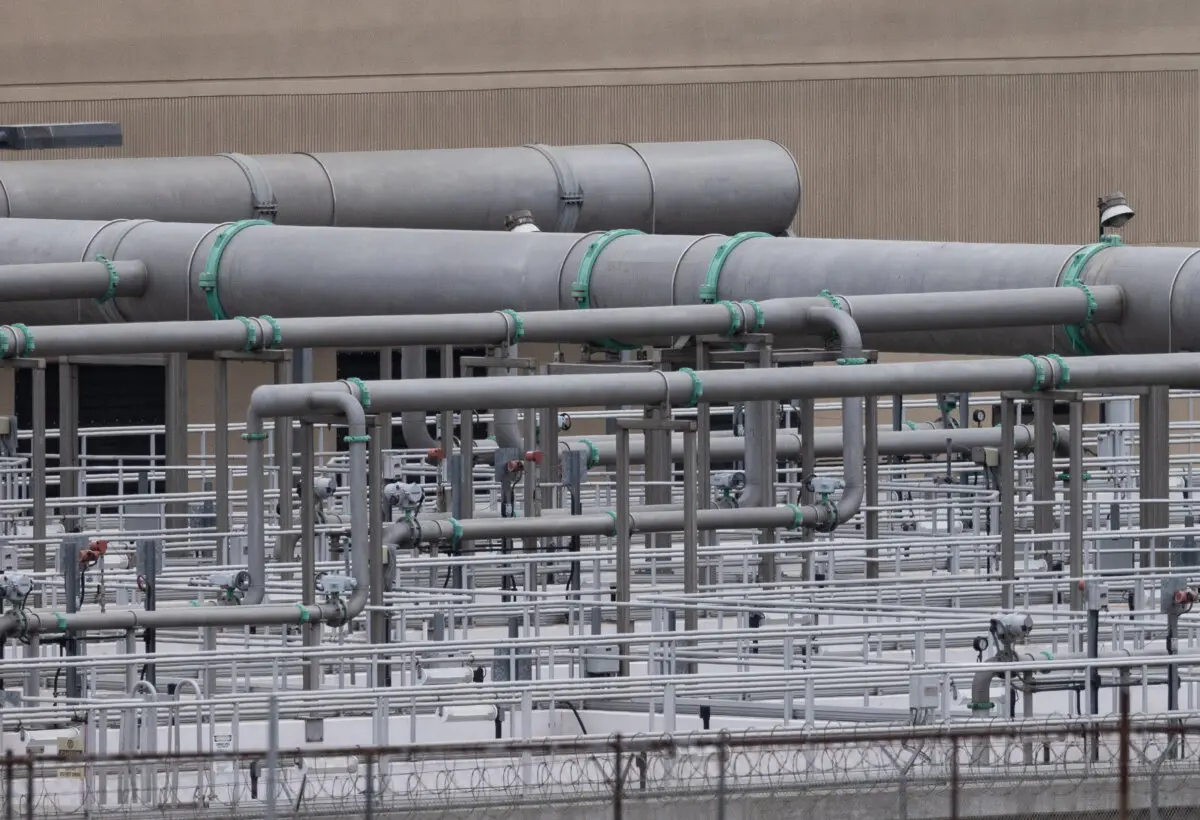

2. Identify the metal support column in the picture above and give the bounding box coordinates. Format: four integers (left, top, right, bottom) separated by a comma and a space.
1069, 399, 1085, 611
999, 396, 1016, 610
1141, 386, 1172, 568
756, 341, 777, 585
378, 349, 393, 452
368, 416, 389, 687
30, 362, 47, 597
864, 394, 880, 579
164, 353, 188, 534
1033, 398, 1056, 564
57, 359, 79, 531
614, 423, 632, 676
274, 359, 294, 565
300, 422, 319, 691
214, 357, 231, 537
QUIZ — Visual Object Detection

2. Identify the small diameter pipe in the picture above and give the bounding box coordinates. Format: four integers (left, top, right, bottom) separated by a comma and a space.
0, 287, 1122, 358
399, 347, 439, 450
0, 261, 147, 301
559, 423, 1065, 465
0, 385, 370, 638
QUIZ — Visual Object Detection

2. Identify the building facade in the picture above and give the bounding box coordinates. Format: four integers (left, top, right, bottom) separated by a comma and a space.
1, 0, 1198, 440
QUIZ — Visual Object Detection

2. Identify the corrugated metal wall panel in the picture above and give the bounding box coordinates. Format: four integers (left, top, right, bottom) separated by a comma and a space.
1, 70, 1196, 243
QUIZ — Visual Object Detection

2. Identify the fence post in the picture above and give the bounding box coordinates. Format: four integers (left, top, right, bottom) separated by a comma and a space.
4, 750, 12, 820
22, 755, 31, 820
717, 734, 729, 820
365, 751, 375, 820
950, 736, 959, 820
612, 734, 623, 820
1119, 688, 1130, 820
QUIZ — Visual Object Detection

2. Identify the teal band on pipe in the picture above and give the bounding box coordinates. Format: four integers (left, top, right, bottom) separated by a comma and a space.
1021, 354, 1047, 391
11, 324, 33, 355
449, 518, 463, 547
233, 316, 258, 351
783, 503, 804, 530
715, 300, 743, 336
818, 289, 845, 311
579, 439, 600, 468
94, 254, 120, 304
1058, 235, 1120, 355
259, 315, 283, 349
605, 510, 618, 536
699, 232, 771, 303
199, 219, 273, 320
571, 229, 643, 351
344, 377, 371, 408
1045, 353, 1071, 388
744, 300, 765, 332
343, 434, 371, 444
499, 309, 525, 343
678, 367, 704, 407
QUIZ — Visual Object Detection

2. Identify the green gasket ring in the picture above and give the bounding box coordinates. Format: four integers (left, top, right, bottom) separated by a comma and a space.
837, 357, 868, 366
259, 315, 283, 349
818, 289, 845, 311
94, 254, 120, 304
343, 434, 371, 444
579, 439, 600, 468
905, 420, 918, 431
700, 232, 771, 304
572, 229, 643, 351
783, 503, 804, 530
1058, 236, 1119, 355
241, 432, 269, 441
605, 510, 619, 536
448, 518, 463, 547
499, 309, 525, 343
678, 367, 704, 408
199, 219, 273, 320
715, 300, 743, 337
1021, 354, 1047, 392
744, 300, 765, 332
345, 377, 371, 408
296, 604, 310, 623
11, 324, 34, 355
53, 611, 66, 630
1044, 353, 1071, 388
234, 316, 258, 352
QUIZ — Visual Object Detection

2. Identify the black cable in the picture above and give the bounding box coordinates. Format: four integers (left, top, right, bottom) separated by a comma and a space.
552, 700, 588, 735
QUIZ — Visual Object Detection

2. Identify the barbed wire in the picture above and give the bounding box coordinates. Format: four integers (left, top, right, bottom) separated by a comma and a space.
3, 721, 1200, 819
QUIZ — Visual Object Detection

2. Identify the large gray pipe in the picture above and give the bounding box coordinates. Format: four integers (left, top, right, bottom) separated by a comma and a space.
0, 221, 1168, 356
0, 141, 801, 235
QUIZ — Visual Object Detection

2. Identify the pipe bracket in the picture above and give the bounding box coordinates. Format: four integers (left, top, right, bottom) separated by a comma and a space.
572, 229, 643, 351
524, 144, 583, 232
1058, 235, 1120, 355
218, 152, 279, 222
93, 255, 120, 304
700, 232, 771, 304
200, 219, 273, 320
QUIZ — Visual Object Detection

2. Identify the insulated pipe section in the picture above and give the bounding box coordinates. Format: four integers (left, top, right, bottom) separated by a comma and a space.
399, 348, 439, 450
0, 261, 147, 302
0, 141, 801, 235
560, 423, 1065, 466
0, 219, 1153, 354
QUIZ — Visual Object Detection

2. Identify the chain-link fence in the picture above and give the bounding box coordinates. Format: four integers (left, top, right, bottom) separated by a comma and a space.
3, 716, 1200, 819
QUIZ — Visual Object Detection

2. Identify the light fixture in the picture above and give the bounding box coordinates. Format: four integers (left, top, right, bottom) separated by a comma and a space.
437, 704, 499, 722
419, 666, 473, 686
0, 122, 122, 151
1097, 192, 1134, 240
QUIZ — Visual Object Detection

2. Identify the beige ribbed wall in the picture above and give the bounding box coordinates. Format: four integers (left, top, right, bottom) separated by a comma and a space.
3, 71, 1197, 243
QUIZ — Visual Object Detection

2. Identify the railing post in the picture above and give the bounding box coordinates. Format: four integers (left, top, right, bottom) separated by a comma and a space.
612, 734, 623, 820
950, 736, 959, 820
717, 734, 729, 820
4, 750, 12, 820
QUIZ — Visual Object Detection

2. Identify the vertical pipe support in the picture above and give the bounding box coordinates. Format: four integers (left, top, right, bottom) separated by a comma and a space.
1069, 398, 1086, 610
1142, 386, 1172, 568
368, 415, 388, 687
864, 394, 880, 579
214, 357, 231, 539
164, 353, 189, 534
1000, 396, 1017, 610
30, 362, 47, 601
58, 359, 79, 532
300, 422, 319, 691
614, 424, 632, 677
1033, 398, 1056, 564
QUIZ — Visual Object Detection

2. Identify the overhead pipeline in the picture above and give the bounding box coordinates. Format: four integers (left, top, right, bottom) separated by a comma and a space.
0, 141, 801, 235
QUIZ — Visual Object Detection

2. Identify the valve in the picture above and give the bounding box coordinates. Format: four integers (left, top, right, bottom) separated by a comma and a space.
710, 471, 746, 503
0, 573, 32, 605
424, 448, 445, 465
208, 570, 251, 603
807, 476, 845, 501
384, 481, 425, 513
989, 612, 1034, 649
557, 413, 572, 432
316, 573, 357, 600
524, 450, 544, 465
78, 539, 108, 566
504, 459, 525, 475
313, 476, 337, 501
1175, 587, 1198, 607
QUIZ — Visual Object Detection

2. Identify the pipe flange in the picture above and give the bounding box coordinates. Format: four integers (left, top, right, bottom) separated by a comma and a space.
217, 153, 279, 222
524, 144, 583, 232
